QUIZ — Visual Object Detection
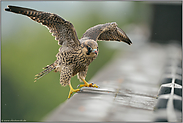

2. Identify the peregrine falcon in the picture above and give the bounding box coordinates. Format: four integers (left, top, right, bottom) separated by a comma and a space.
5, 5, 132, 99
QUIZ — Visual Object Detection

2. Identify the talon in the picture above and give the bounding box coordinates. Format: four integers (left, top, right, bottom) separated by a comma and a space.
79, 88, 83, 92
77, 84, 80, 88
92, 84, 99, 88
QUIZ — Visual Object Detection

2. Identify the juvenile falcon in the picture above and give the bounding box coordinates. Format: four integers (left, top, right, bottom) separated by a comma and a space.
5, 5, 132, 99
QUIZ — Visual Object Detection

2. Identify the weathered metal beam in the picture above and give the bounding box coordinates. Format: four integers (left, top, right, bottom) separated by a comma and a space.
44, 42, 181, 122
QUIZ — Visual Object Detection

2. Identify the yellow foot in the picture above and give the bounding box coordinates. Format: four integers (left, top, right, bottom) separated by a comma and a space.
77, 78, 99, 88
68, 88, 81, 99
77, 82, 99, 88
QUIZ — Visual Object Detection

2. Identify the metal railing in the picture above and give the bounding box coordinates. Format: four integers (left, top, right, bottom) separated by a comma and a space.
154, 43, 182, 122
44, 42, 182, 122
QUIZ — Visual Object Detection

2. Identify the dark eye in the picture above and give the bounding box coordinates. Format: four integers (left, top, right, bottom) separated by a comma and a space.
86, 46, 92, 55
88, 47, 92, 52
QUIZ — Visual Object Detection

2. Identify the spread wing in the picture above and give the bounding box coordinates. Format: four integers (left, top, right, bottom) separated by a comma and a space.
82, 22, 132, 45
5, 5, 80, 47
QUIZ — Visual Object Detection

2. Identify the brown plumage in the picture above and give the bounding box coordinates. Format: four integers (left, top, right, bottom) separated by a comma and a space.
5, 5, 132, 99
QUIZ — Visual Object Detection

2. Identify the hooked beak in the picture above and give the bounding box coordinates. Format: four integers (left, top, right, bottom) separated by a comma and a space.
92, 49, 98, 55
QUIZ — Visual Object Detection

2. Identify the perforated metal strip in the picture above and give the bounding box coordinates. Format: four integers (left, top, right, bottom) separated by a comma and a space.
154, 43, 182, 122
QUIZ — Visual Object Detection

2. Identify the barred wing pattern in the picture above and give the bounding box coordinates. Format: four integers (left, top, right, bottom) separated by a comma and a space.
82, 22, 132, 45
5, 5, 80, 47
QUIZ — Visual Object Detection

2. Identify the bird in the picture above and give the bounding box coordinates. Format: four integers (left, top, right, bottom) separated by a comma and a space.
5, 5, 132, 99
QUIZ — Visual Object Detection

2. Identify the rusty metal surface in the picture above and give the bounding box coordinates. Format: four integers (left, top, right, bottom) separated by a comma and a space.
44, 43, 181, 122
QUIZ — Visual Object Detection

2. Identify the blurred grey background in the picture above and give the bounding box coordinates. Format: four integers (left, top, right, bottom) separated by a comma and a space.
1, 1, 181, 122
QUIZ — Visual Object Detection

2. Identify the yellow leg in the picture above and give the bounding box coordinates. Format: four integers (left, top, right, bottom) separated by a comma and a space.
77, 78, 99, 88
68, 83, 80, 99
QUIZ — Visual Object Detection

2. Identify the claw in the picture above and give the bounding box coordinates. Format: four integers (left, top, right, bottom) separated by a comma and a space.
92, 84, 99, 88
77, 84, 80, 88
79, 88, 83, 92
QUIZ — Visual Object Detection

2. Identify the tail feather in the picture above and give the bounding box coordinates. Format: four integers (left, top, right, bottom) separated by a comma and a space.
34, 63, 56, 82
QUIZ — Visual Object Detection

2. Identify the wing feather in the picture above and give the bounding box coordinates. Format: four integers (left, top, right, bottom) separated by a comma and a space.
82, 22, 132, 45
5, 5, 80, 47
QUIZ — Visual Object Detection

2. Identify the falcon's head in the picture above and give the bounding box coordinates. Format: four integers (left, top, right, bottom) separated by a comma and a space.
80, 38, 99, 57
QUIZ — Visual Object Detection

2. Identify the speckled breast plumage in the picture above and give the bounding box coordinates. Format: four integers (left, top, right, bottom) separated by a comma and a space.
55, 46, 96, 76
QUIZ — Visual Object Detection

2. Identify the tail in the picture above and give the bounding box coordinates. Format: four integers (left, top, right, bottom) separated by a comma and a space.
34, 63, 56, 82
